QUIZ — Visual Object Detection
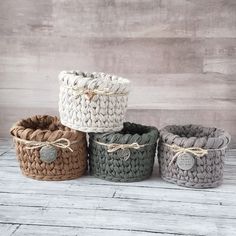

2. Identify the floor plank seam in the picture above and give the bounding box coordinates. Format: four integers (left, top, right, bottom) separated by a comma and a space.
112, 190, 117, 198
0, 151, 8, 157
9, 224, 21, 236
0, 222, 205, 236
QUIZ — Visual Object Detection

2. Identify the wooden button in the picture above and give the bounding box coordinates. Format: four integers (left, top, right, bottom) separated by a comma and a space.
40, 145, 57, 163
176, 153, 195, 170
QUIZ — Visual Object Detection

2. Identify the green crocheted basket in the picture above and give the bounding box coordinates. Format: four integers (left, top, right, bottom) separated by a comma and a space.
89, 122, 159, 182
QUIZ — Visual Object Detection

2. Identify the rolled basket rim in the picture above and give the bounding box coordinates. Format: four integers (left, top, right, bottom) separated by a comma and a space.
89, 122, 159, 145
58, 70, 130, 88
160, 124, 231, 149
10, 115, 83, 142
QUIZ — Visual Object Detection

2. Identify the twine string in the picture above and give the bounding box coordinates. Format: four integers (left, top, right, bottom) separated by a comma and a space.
62, 85, 128, 101
14, 137, 74, 152
163, 143, 227, 166
94, 140, 152, 161
106, 142, 145, 153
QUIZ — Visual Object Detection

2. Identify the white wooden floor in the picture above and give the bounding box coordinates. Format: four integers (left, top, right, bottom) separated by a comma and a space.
0, 139, 236, 236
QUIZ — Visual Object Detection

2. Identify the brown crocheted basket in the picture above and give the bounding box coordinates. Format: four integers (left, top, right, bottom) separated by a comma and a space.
10, 115, 88, 181
158, 125, 231, 188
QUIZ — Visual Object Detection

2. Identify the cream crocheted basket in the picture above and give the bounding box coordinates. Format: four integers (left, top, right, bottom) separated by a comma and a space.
59, 71, 130, 133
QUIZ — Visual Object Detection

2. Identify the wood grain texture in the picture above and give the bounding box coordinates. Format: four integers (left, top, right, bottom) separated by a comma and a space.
0, 0, 235, 147
1, 0, 236, 38
0, 223, 19, 236
0, 139, 236, 236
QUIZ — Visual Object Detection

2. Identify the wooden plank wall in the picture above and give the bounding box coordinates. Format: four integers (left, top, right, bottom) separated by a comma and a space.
0, 0, 236, 147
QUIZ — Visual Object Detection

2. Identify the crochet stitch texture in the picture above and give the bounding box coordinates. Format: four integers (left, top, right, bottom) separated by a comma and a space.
159, 124, 231, 188
59, 71, 130, 133
89, 122, 159, 182
10, 115, 88, 181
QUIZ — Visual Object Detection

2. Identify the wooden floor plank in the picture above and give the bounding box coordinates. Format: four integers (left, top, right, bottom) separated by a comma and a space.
8, 224, 180, 236
0, 182, 235, 207
0, 204, 236, 236
0, 192, 235, 219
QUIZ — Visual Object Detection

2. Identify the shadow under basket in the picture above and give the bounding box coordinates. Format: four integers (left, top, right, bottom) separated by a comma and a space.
89, 122, 159, 182
158, 125, 231, 188
10, 115, 88, 181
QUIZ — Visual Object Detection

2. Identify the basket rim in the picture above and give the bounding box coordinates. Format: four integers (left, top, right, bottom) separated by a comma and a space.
10, 115, 83, 142
89, 122, 159, 145
58, 70, 130, 89
160, 124, 231, 149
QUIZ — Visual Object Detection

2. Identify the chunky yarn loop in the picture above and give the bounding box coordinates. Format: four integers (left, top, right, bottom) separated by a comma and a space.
158, 124, 231, 188
89, 122, 159, 182
10, 115, 88, 181
58, 70, 130, 132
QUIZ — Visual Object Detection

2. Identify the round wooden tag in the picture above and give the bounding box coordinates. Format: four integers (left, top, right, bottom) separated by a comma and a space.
110, 149, 131, 161
176, 153, 195, 170
39, 145, 57, 163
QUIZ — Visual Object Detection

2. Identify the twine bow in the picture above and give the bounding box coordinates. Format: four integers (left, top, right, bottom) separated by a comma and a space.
62, 85, 128, 101
95, 141, 147, 161
14, 137, 74, 152
164, 144, 208, 166
107, 142, 144, 153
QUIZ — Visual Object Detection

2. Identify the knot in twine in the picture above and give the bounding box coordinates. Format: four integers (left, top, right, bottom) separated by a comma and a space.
95, 141, 148, 161
14, 137, 74, 152
164, 143, 208, 166
83, 89, 97, 101
82, 89, 115, 101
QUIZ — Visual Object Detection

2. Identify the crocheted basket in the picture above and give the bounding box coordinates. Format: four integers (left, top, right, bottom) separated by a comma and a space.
158, 125, 231, 188
10, 115, 88, 181
89, 122, 159, 182
58, 71, 130, 133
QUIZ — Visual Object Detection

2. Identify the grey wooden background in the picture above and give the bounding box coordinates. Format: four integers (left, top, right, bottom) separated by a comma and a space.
0, 0, 236, 147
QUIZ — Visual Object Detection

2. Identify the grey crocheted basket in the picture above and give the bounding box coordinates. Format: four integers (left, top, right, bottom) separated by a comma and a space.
89, 122, 159, 182
158, 125, 231, 188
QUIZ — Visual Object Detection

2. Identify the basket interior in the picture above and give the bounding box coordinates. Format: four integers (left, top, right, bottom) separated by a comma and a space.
17, 116, 66, 132
10, 115, 76, 141
166, 125, 221, 139
120, 123, 153, 135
